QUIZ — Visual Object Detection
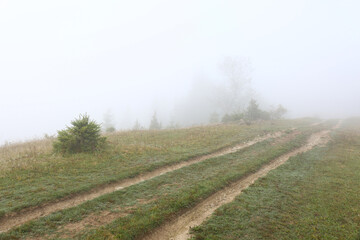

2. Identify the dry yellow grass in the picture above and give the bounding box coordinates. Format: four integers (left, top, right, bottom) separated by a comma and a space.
0, 137, 54, 171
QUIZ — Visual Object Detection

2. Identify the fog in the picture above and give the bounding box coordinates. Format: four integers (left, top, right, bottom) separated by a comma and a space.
1, 0, 360, 144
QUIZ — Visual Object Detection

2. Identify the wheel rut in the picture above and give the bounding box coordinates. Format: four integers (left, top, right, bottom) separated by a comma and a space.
0, 131, 283, 233
142, 126, 338, 240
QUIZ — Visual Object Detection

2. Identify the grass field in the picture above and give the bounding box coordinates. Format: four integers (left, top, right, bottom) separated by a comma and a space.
190, 119, 360, 239
1, 118, 346, 240
0, 120, 308, 218
0, 120, 328, 239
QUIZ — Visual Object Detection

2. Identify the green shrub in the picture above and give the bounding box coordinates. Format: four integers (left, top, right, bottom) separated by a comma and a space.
222, 112, 245, 123
245, 99, 271, 121
105, 126, 116, 133
53, 114, 106, 154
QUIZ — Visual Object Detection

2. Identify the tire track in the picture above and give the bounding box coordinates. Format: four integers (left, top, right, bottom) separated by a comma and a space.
0, 131, 283, 233
142, 128, 335, 240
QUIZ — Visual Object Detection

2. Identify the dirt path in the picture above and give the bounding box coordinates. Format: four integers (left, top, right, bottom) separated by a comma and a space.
142, 129, 334, 240
0, 131, 283, 233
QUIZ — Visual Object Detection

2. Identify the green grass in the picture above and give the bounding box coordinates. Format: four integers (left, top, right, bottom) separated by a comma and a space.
0, 120, 315, 218
0, 124, 325, 240
190, 119, 360, 240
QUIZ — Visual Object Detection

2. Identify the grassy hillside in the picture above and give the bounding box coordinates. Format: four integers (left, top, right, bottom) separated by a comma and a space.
190, 119, 360, 239
0, 120, 314, 218
0, 122, 324, 239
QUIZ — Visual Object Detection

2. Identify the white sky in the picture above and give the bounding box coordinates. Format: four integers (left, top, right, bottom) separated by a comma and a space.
1, 0, 360, 143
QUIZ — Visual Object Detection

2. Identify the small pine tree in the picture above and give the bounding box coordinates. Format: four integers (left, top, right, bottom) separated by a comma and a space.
53, 114, 106, 154
149, 112, 161, 130
167, 120, 180, 129
133, 120, 143, 130
245, 99, 262, 121
103, 110, 116, 133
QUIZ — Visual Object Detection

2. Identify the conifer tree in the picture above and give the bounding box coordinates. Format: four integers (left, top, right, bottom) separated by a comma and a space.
149, 112, 161, 130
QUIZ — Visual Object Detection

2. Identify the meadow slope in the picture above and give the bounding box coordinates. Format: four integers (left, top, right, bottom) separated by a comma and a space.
0, 119, 339, 239
191, 119, 359, 239
1, 121, 302, 218
1, 119, 326, 239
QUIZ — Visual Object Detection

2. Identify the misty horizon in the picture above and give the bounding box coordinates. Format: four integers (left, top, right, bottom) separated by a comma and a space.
1, 0, 360, 144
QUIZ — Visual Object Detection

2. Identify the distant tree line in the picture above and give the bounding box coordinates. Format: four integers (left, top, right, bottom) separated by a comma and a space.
221, 99, 287, 123
52, 57, 287, 156
53, 100, 286, 155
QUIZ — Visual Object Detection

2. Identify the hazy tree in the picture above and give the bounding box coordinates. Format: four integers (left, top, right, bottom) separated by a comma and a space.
132, 120, 143, 130
245, 99, 273, 121
245, 99, 262, 121
217, 57, 253, 113
222, 113, 231, 123
171, 57, 254, 127
149, 112, 162, 130
222, 112, 245, 123
270, 104, 288, 119
171, 77, 270, 125
103, 110, 116, 133
259, 110, 271, 120
209, 112, 220, 123
172, 79, 218, 126
105, 126, 116, 133
167, 120, 180, 129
